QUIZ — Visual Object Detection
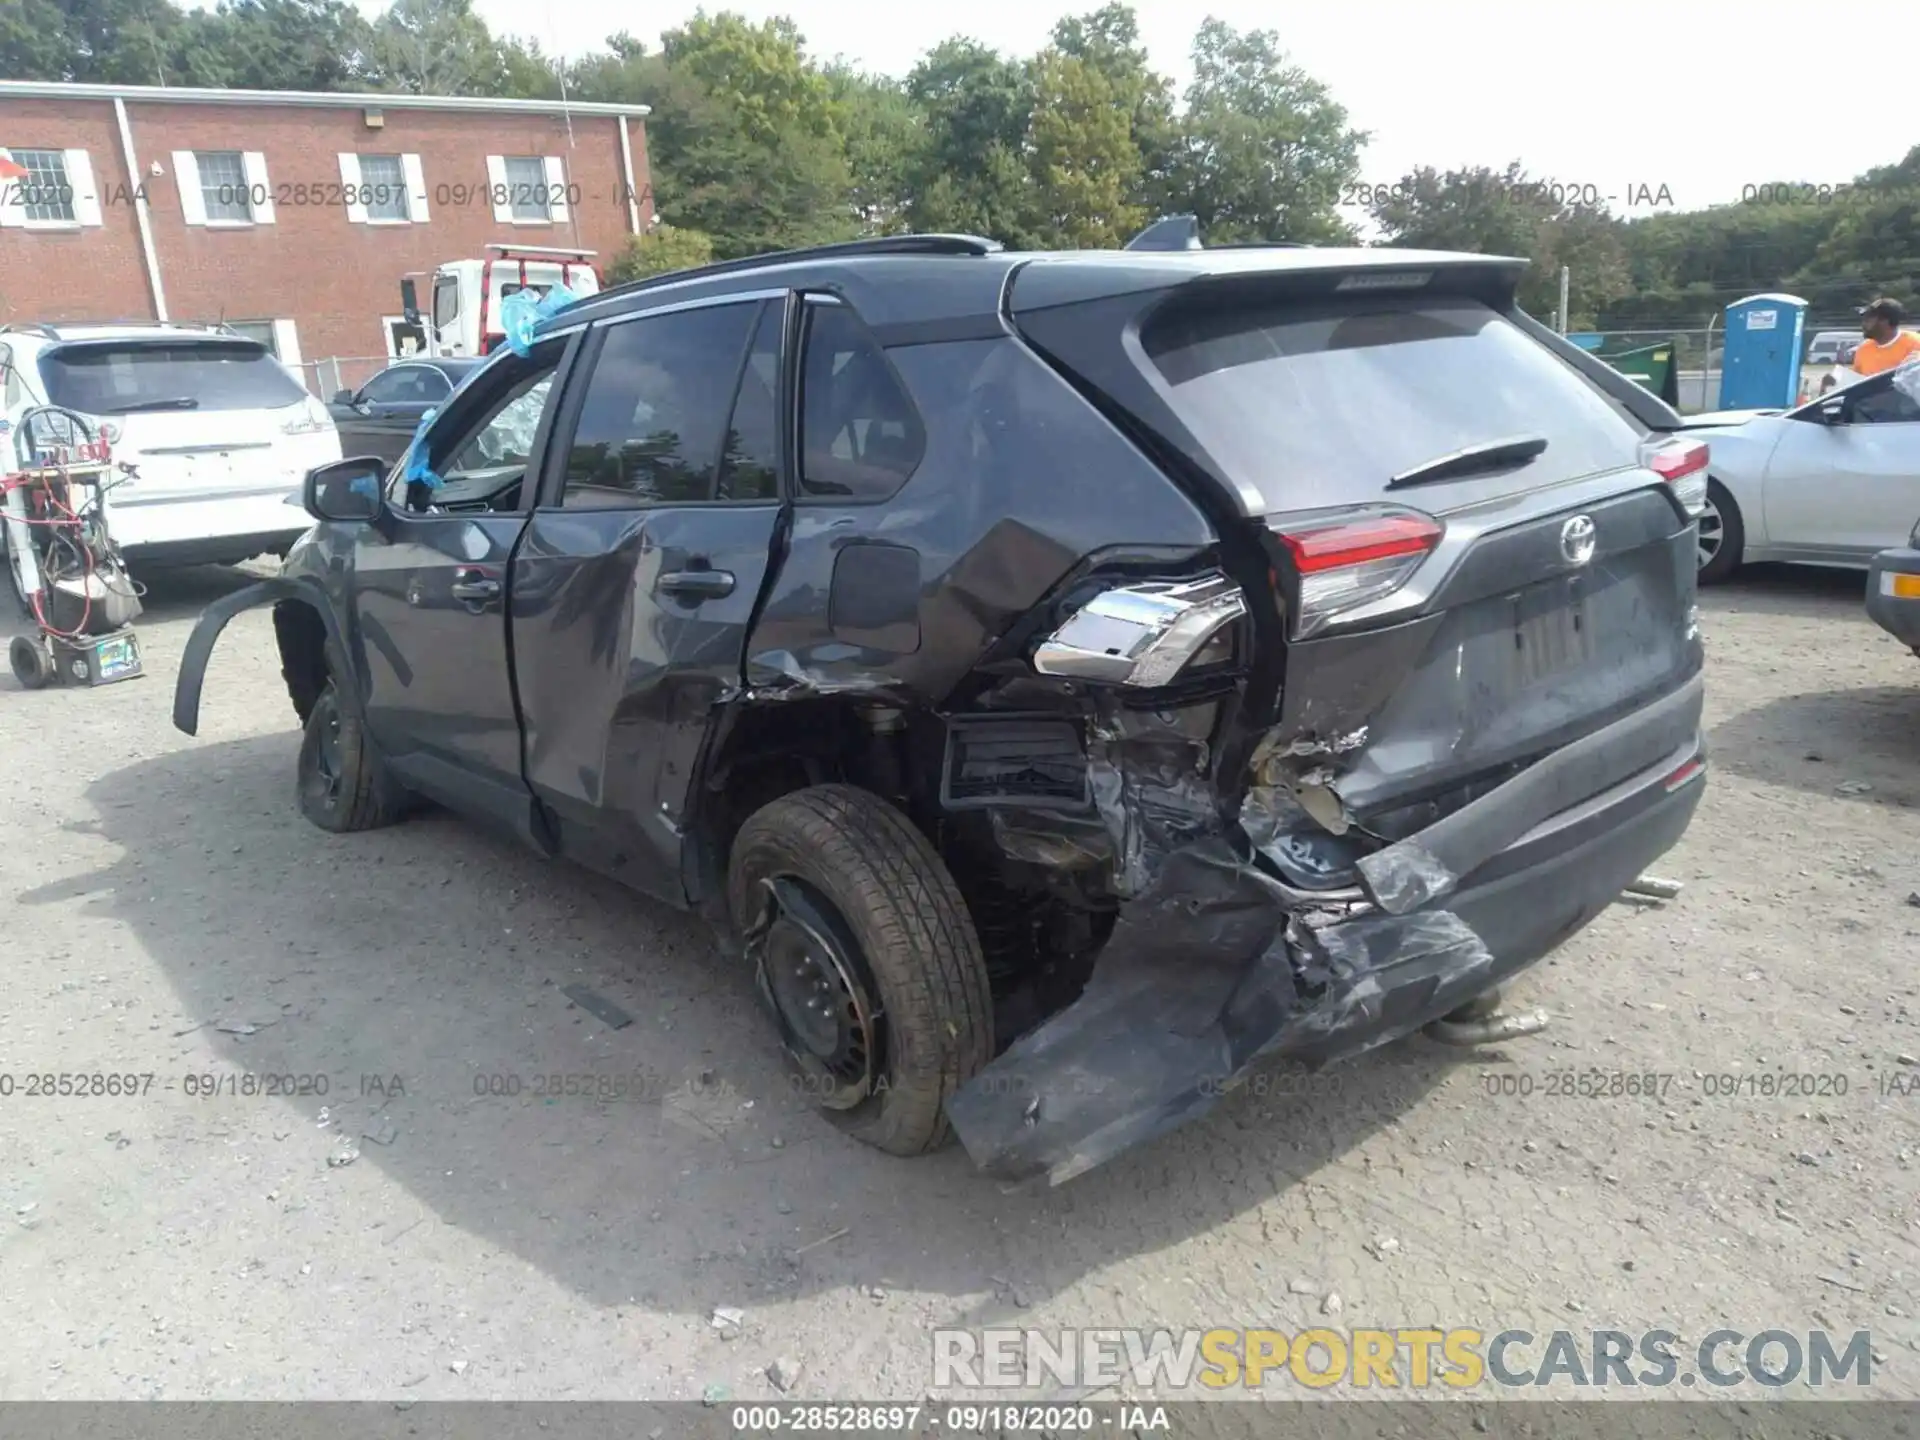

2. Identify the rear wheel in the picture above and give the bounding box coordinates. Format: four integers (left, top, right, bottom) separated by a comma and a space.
727, 784, 994, 1156
296, 666, 405, 833
1696, 479, 1744, 585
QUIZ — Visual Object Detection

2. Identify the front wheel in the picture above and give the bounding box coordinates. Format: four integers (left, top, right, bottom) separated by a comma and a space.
1696, 479, 1744, 585
296, 676, 404, 832
728, 785, 994, 1156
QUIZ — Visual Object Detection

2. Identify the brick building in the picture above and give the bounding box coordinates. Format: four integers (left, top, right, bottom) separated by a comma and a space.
0, 81, 652, 386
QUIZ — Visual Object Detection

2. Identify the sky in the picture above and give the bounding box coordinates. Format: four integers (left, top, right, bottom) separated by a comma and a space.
447, 0, 1918, 217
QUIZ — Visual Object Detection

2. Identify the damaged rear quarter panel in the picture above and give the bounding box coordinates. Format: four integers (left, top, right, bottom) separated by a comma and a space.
742, 335, 1219, 704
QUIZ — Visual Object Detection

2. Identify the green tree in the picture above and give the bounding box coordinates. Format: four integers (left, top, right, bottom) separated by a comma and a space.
372, 0, 502, 94
903, 38, 1035, 242
1025, 49, 1143, 249
577, 20, 855, 258
824, 63, 920, 235
1049, 4, 1174, 222
606, 223, 716, 283
662, 12, 842, 150
1368, 162, 1632, 326
0, 0, 190, 84
193, 0, 379, 92
1165, 18, 1363, 245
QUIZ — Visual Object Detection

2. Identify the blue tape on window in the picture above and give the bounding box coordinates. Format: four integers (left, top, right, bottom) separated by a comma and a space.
499, 284, 583, 358
402, 406, 442, 491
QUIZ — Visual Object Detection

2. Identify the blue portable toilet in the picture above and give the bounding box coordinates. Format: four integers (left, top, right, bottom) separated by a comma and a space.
1719, 293, 1807, 409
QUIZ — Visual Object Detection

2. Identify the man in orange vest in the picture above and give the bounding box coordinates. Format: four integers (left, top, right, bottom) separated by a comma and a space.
1852, 298, 1920, 377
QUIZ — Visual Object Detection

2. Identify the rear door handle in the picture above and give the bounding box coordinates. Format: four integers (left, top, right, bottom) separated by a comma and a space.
449, 568, 502, 605
658, 568, 735, 601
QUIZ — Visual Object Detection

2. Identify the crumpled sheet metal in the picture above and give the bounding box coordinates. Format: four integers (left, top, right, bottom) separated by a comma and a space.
944, 835, 1494, 1185
1355, 837, 1457, 915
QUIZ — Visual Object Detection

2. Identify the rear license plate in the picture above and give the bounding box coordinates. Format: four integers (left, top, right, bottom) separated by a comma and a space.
1511, 582, 1592, 687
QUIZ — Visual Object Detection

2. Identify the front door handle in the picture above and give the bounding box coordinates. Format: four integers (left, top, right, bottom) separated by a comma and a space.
449, 568, 502, 607
658, 568, 735, 601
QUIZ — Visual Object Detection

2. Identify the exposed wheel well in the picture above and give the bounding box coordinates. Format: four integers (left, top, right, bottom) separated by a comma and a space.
691, 695, 1112, 1048
272, 600, 329, 724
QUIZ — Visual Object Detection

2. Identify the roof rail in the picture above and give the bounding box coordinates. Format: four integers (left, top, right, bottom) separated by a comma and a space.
588, 233, 1002, 306
0, 322, 60, 339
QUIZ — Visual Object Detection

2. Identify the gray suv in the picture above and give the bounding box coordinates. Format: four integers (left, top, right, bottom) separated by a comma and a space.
175, 232, 1709, 1184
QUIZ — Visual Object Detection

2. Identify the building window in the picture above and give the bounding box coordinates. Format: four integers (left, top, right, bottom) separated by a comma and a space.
227, 321, 278, 356
13, 149, 75, 223
503, 156, 550, 221
358, 153, 410, 222
196, 150, 252, 223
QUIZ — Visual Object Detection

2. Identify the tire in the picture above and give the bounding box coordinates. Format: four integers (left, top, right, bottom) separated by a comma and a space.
727, 784, 994, 1157
1696, 479, 1744, 586
8, 634, 52, 689
295, 656, 404, 833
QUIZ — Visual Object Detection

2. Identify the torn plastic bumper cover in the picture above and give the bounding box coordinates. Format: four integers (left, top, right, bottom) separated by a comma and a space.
945, 839, 1492, 1185
945, 673, 1706, 1184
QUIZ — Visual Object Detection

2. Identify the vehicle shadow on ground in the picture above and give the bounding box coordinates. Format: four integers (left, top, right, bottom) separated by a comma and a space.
34, 731, 1464, 1323
129, 562, 275, 625
1709, 684, 1919, 807
1702, 563, 1868, 616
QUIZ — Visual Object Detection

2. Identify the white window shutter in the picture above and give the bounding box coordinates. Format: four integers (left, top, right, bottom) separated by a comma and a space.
485, 156, 512, 223
242, 152, 274, 223
543, 155, 569, 221
271, 319, 302, 367
336, 153, 367, 224
64, 149, 102, 226
173, 150, 205, 225
401, 153, 428, 222
0, 150, 23, 228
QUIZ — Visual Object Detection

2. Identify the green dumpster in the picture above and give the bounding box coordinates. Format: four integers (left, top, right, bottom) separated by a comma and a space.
1594, 341, 1680, 408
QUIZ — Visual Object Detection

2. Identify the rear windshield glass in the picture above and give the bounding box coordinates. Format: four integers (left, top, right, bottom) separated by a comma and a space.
1141, 295, 1643, 512
39, 341, 309, 414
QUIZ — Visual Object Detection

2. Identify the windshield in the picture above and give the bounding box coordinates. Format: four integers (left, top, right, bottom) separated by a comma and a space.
39, 340, 308, 414
1141, 295, 1644, 512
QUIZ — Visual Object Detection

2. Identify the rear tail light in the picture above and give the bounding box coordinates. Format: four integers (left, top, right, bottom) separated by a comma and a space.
1032, 573, 1247, 688
1643, 437, 1709, 518
1274, 510, 1444, 638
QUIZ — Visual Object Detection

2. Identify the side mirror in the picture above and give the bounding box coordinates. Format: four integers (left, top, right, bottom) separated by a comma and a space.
331, 388, 355, 407
400, 277, 420, 326
304, 457, 386, 523
1819, 398, 1847, 425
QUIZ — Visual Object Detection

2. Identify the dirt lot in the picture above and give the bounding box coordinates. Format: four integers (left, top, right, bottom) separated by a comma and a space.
1, 563, 1917, 1404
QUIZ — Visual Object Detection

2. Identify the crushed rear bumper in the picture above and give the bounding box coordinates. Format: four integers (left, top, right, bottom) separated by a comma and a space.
946, 677, 1706, 1185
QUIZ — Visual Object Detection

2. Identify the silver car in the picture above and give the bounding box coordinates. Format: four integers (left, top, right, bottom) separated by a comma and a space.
1684, 362, 1920, 583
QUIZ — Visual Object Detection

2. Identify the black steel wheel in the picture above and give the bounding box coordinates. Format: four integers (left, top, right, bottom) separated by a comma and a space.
728, 784, 994, 1156
295, 674, 404, 833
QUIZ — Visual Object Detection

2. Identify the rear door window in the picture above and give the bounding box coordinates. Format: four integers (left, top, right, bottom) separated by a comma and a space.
39, 340, 308, 414
798, 302, 925, 501
1140, 295, 1644, 513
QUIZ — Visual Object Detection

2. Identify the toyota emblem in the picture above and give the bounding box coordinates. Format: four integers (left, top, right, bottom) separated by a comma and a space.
1559, 514, 1597, 567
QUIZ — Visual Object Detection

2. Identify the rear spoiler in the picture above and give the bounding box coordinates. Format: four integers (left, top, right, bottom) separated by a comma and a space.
1508, 307, 1685, 434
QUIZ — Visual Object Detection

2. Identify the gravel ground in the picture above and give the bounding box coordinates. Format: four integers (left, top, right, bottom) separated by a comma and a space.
1, 561, 1917, 1405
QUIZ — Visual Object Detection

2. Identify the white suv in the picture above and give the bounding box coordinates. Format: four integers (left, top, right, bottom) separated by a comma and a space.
0, 322, 341, 579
